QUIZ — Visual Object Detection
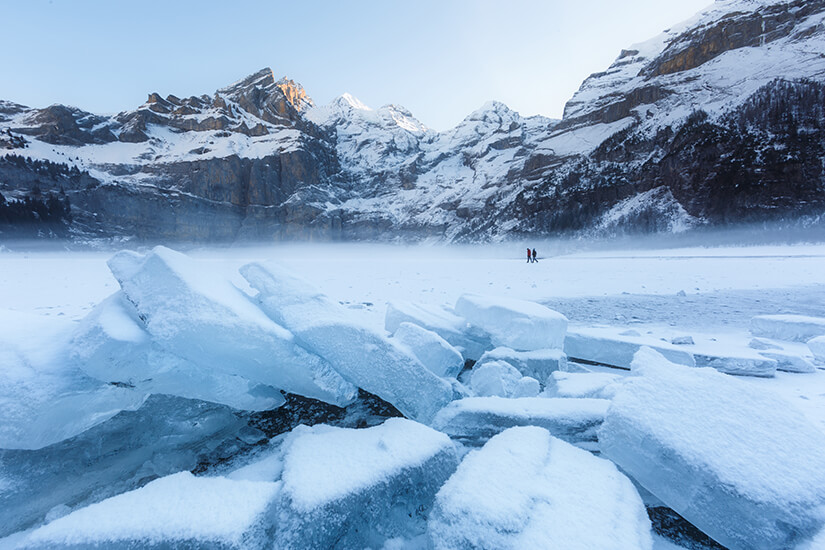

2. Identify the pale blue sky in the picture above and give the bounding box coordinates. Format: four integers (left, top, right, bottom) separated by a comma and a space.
1, 0, 711, 130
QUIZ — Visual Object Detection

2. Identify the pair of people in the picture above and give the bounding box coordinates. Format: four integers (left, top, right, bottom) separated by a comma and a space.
526, 248, 537, 263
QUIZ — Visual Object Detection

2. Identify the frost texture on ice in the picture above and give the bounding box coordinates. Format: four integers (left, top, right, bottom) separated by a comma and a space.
750, 314, 825, 343
564, 327, 695, 369
809, 336, 825, 364
241, 261, 453, 423
0, 309, 145, 450
476, 347, 567, 385
544, 371, 622, 399
19, 472, 280, 549
454, 294, 568, 351
600, 347, 825, 550
392, 322, 464, 378
385, 300, 492, 360
428, 427, 652, 550
432, 396, 609, 446
106, 246, 357, 406
274, 418, 458, 549
73, 292, 286, 411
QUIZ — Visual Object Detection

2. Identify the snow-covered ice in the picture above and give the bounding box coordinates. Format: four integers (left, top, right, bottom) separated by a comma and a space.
17, 472, 280, 549
750, 314, 825, 343
432, 396, 609, 447
428, 426, 652, 550
468, 360, 525, 398
273, 418, 458, 549
384, 300, 491, 360
600, 347, 825, 550
107, 246, 357, 406
475, 347, 567, 385
241, 261, 453, 423
391, 322, 464, 378
454, 294, 568, 351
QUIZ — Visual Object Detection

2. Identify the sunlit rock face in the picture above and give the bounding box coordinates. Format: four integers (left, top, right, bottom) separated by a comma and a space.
2, 0, 825, 242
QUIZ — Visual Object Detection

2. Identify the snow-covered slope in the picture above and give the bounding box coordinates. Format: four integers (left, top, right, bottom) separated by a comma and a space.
1, 0, 824, 242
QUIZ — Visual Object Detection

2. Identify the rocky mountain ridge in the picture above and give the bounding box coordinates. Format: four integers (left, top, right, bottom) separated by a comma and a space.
1, 0, 824, 242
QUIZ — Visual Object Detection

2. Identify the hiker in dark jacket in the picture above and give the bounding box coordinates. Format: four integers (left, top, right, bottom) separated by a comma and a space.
532, 248, 537, 262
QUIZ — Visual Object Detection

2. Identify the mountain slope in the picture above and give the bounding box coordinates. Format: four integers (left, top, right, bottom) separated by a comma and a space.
1, 0, 824, 242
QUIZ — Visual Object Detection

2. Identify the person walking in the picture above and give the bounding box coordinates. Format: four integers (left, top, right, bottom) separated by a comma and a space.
527, 247, 533, 263
532, 248, 538, 263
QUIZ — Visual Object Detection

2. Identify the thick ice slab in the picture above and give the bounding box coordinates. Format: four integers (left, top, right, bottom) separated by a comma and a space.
565, 327, 695, 369
392, 322, 464, 378
0, 394, 254, 538
428, 427, 652, 550
809, 336, 825, 364
432, 396, 609, 446
599, 347, 825, 550
18, 472, 280, 550
751, 314, 825, 343
759, 350, 816, 374
454, 294, 568, 351
73, 292, 286, 411
241, 261, 453, 423
692, 350, 777, 377
544, 371, 622, 399
476, 347, 567, 385
274, 418, 458, 549
107, 246, 356, 406
0, 309, 145, 450
469, 360, 524, 398
385, 300, 492, 360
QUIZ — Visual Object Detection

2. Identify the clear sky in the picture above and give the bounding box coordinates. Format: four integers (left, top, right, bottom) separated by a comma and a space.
1, 0, 711, 131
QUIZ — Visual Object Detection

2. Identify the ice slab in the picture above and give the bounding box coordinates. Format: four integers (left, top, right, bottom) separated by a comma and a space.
385, 300, 492, 360
809, 336, 825, 364
454, 294, 568, 351
544, 371, 623, 399
565, 327, 695, 370
108, 246, 357, 406
759, 350, 816, 374
600, 347, 825, 550
73, 292, 286, 411
428, 427, 652, 550
18, 472, 280, 550
0, 394, 253, 538
692, 350, 777, 377
432, 396, 609, 447
476, 347, 567, 385
392, 322, 464, 378
274, 418, 458, 549
751, 314, 825, 343
241, 261, 453, 423
0, 309, 145, 450
469, 360, 524, 398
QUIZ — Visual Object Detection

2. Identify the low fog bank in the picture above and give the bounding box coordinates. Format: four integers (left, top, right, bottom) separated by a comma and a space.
1, 217, 823, 257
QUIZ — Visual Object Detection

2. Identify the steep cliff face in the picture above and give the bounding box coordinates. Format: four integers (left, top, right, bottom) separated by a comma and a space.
1, 0, 824, 242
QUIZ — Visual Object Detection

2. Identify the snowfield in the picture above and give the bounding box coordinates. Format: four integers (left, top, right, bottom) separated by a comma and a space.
1, 239, 825, 549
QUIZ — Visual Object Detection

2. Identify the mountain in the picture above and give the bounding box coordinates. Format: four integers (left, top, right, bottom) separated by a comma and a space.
1, 0, 824, 243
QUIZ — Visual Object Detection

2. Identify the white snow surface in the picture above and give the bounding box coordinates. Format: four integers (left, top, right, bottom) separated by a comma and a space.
20, 471, 280, 548
544, 371, 623, 399
428, 426, 652, 550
